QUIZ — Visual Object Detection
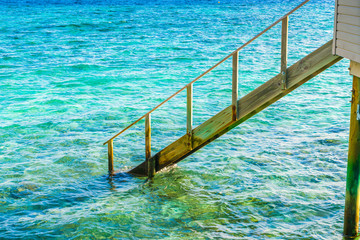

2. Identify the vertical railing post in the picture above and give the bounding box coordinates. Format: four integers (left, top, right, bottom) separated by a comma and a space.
187, 83, 193, 149
108, 140, 114, 175
232, 51, 239, 121
145, 114, 155, 178
281, 16, 289, 90
344, 75, 360, 239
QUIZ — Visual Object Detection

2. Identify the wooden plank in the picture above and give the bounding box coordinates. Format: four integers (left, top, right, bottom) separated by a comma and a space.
343, 76, 360, 239
337, 23, 360, 36
337, 48, 360, 63
232, 51, 239, 121
338, 14, 360, 27
350, 60, 360, 77
193, 106, 233, 144
156, 135, 190, 171
337, 31, 360, 45
108, 140, 114, 175
128, 40, 342, 177
337, 39, 360, 55
333, 0, 339, 55
187, 84, 193, 149
145, 114, 154, 178
339, 0, 360, 8
338, 5, 360, 17
281, 16, 289, 90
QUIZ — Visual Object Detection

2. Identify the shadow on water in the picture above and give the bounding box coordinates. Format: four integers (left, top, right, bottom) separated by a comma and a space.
4, 171, 146, 215
107, 171, 147, 191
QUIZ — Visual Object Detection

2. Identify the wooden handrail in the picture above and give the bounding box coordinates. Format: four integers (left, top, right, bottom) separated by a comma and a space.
104, 0, 310, 145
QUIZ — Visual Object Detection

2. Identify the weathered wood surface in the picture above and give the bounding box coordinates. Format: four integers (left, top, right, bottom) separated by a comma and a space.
338, 5, 360, 16
333, 0, 339, 55
339, 0, 360, 8
350, 60, 360, 78
232, 52, 239, 121
108, 139, 114, 175
145, 114, 154, 178
337, 23, 360, 36
343, 75, 360, 239
128, 40, 342, 177
187, 84, 193, 150
337, 32, 360, 47
337, 48, 360, 64
281, 16, 288, 90
337, 15, 360, 28
333, 0, 360, 63
337, 40, 360, 55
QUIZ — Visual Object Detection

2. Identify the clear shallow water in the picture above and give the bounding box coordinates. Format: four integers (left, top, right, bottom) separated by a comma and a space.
0, 0, 352, 239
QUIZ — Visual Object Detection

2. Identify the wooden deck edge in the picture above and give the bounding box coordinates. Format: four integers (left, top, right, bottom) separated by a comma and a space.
128, 40, 343, 177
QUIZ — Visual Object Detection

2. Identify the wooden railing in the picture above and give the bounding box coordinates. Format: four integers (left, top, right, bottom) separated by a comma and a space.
104, 0, 311, 177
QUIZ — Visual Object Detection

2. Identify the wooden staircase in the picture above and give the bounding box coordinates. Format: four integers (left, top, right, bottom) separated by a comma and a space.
103, 0, 343, 177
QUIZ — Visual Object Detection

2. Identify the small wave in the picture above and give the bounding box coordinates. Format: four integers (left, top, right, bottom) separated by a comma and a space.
9, 182, 41, 199
0, 65, 20, 69
70, 64, 102, 70
56, 23, 98, 29
317, 139, 342, 146
44, 99, 71, 106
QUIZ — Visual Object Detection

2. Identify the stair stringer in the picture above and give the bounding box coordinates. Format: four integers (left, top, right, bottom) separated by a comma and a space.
128, 40, 342, 177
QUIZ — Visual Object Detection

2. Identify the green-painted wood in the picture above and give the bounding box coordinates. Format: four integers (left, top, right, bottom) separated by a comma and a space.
344, 75, 360, 239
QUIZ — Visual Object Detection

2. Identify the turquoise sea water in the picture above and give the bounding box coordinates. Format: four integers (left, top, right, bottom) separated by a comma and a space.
0, 0, 353, 239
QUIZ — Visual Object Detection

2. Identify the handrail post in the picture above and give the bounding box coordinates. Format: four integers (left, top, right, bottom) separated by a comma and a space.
108, 140, 114, 175
145, 114, 155, 178
232, 51, 239, 121
281, 16, 289, 90
187, 84, 193, 149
